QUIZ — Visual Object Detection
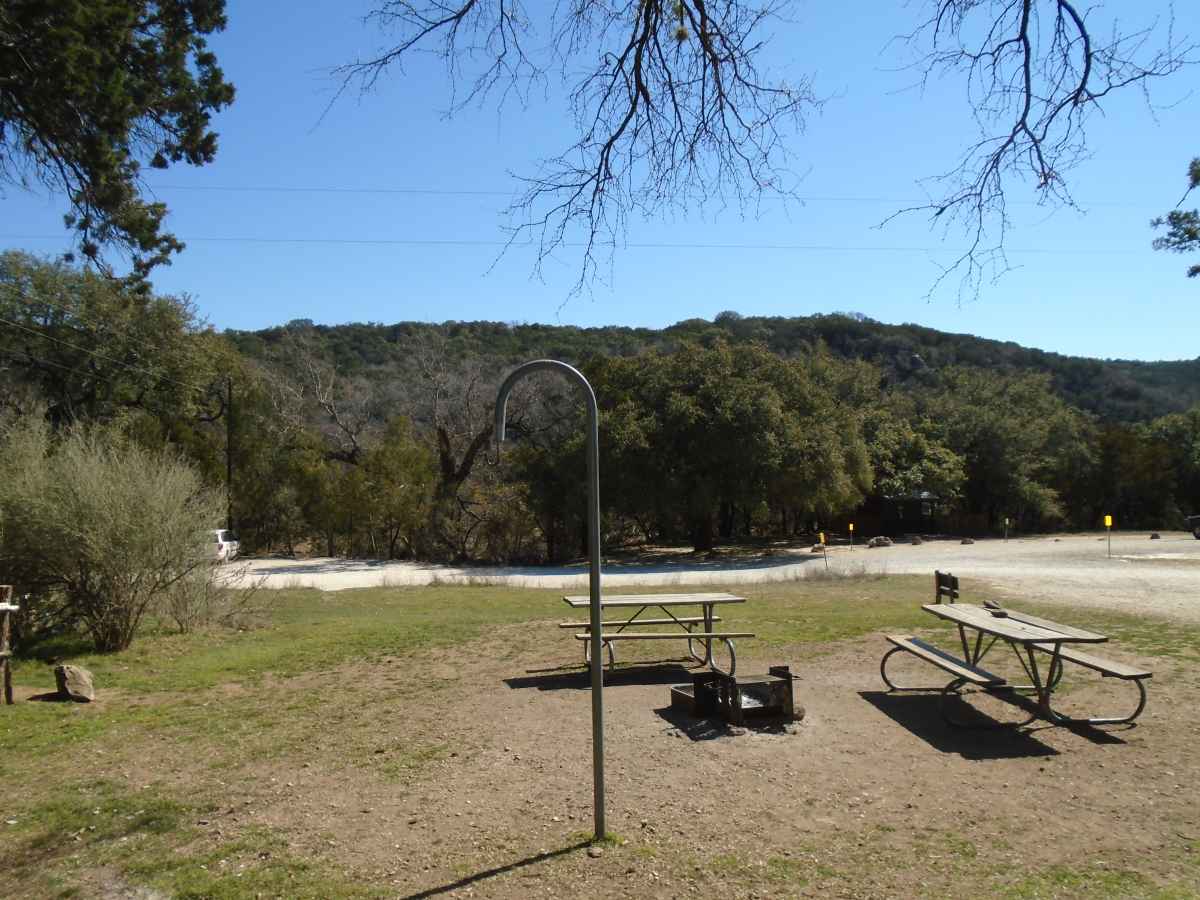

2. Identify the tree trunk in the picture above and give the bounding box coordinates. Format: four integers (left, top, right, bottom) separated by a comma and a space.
690, 514, 714, 552
718, 501, 734, 540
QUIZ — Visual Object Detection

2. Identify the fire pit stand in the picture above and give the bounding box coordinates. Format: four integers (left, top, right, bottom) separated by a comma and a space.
671, 665, 797, 726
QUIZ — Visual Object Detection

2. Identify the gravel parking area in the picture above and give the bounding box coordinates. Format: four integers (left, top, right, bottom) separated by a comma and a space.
236, 531, 1200, 621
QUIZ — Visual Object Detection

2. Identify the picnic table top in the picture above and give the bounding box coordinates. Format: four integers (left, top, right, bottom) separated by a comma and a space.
562, 592, 746, 609
921, 603, 1107, 645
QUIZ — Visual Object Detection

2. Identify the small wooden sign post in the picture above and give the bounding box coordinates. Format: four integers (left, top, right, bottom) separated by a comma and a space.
819, 532, 829, 571
0, 585, 16, 706
1105, 514, 1113, 558
848, 522, 854, 550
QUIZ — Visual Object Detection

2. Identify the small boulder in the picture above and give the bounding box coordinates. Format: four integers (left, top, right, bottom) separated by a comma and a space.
910, 535, 924, 545
54, 665, 95, 702
960, 537, 975, 545
867, 536, 893, 548
1150, 533, 1161, 540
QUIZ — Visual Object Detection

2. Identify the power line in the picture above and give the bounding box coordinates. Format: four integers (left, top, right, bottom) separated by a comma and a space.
4, 289, 202, 364
0, 233, 1144, 256
0, 315, 211, 394
145, 183, 1152, 208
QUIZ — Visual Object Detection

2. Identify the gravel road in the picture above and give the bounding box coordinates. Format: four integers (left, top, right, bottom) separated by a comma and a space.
236, 531, 1200, 621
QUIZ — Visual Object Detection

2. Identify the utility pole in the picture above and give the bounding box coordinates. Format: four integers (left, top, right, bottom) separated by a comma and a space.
226, 374, 235, 534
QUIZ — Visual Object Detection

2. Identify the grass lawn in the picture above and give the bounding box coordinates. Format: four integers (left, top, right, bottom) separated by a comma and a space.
1, 576, 1198, 899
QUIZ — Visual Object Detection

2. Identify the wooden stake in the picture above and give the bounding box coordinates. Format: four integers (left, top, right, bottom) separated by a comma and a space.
1, 585, 13, 706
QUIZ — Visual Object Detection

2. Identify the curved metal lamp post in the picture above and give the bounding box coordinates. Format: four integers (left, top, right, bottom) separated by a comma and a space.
494, 360, 606, 840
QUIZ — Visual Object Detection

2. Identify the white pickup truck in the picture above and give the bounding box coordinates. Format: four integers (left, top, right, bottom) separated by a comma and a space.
212, 528, 240, 562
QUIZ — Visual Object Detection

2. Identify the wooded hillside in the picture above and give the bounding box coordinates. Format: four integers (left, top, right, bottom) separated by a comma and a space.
4, 252, 1199, 570
227, 313, 1200, 424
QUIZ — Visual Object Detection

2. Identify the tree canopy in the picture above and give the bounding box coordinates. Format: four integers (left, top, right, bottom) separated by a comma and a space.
1153, 157, 1200, 278
0, 1, 234, 285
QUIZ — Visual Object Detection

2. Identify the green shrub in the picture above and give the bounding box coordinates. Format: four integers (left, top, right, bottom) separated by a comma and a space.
0, 412, 224, 651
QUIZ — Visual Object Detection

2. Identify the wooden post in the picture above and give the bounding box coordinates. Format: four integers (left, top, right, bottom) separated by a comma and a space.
1, 585, 14, 706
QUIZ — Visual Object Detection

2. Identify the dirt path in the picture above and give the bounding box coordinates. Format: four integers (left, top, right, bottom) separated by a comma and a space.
72, 625, 1199, 898
237, 531, 1200, 621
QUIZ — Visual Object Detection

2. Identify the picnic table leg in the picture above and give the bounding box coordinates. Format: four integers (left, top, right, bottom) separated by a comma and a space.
700, 603, 715, 668
938, 678, 1037, 729
583, 631, 616, 669
1042, 678, 1149, 726
707, 638, 737, 677
1039, 650, 1149, 725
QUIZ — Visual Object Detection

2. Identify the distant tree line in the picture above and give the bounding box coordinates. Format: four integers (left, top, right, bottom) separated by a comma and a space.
3, 252, 1200, 581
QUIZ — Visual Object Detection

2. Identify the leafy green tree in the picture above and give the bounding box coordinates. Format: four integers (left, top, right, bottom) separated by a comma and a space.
0, 251, 232, 428
1152, 157, 1200, 278
585, 342, 872, 551
918, 368, 1092, 531
1148, 406, 1200, 518
0, 2, 235, 282
1086, 424, 1177, 529
864, 404, 966, 508
360, 418, 437, 558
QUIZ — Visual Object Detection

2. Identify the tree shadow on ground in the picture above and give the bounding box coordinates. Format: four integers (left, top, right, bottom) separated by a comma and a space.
505, 661, 696, 692
859, 690, 1063, 760
401, 840, 590, 899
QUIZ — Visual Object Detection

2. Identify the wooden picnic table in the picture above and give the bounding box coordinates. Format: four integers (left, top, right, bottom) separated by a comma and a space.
561, 592, 753, 675
882, 602, 1151, 727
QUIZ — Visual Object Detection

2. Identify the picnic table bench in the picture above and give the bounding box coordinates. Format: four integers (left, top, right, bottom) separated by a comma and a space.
561, 592, 754, 675
880, 572, 1151, 727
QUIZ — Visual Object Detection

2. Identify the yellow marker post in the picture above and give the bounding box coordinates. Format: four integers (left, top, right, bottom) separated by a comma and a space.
849, 522, 855, 551
1105, 514, 1113, 558
819, 532, 829, 571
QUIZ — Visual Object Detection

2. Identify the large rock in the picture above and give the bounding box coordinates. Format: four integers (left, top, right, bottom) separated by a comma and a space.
867, 536, 893, 548
54, 665, 95, 702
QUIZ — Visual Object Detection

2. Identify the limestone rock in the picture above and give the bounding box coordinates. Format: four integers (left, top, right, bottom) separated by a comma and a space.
54, 664, 95, 702
1150, 533, 1161, 540
960, 537, 975, 545
867, 536, 893, 548
910, 535, 924, 545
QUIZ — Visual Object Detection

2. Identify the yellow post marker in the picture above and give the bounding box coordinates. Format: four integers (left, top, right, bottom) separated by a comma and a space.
819, 532, 829, 571
849, 522, 854, 550
1105, 514, 1113, 558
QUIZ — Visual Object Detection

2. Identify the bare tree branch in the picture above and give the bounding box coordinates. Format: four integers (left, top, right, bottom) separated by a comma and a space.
338, 0, 818, 292
888, 1, 1195, 301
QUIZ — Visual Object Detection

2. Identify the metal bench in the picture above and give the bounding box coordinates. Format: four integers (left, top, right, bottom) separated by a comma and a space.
559, 616, 721, 630
881, 634, 1007, 689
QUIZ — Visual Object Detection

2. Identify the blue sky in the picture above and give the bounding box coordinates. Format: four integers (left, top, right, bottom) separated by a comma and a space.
3, 1, 1199, 360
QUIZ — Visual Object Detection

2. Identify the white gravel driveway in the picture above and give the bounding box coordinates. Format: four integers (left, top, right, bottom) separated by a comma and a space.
234, 531, 1200, 621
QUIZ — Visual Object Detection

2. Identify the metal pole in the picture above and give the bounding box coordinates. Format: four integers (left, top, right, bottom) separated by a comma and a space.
226, 374, 235, 534
495, 360, 605, 841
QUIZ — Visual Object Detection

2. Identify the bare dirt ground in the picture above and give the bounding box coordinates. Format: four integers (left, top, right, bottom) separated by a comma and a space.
56, 622, 1198, 899
238, 531, 1200, 621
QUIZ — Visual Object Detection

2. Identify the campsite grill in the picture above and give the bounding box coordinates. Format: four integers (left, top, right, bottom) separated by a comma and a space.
672, 666, 796, 726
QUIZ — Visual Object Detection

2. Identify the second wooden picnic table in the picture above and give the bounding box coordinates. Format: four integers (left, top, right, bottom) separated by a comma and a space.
883, 601, 1151, 726
560, 592, 753, 675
